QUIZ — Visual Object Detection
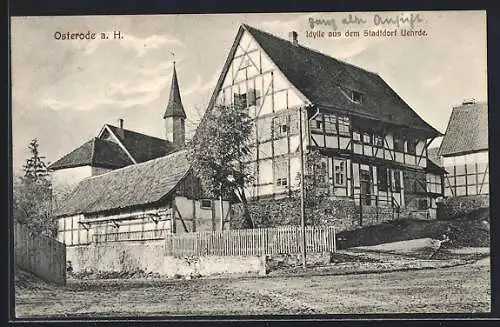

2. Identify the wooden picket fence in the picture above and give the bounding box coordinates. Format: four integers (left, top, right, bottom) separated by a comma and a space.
164, 225, 336, 257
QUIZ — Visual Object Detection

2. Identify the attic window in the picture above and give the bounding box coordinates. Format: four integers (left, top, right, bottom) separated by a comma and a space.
351, 90, 363, 104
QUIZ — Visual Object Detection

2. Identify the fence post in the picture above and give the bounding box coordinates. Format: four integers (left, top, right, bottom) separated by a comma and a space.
359, 195, 364, 226
333, 227, 337, 253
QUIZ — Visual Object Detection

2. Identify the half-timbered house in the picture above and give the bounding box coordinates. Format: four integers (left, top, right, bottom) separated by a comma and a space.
52, 63, 230, 247
207, 24, 444, 218
438, 100, 489, 197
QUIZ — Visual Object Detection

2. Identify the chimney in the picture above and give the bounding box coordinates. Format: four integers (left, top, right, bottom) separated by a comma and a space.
117, 118, 125, 139
289, 31, 298, 46
462, 98, 477, 105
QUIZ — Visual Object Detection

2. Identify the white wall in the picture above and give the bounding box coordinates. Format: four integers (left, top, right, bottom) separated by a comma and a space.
52, 165, 92, 190
175, 196, 231, 232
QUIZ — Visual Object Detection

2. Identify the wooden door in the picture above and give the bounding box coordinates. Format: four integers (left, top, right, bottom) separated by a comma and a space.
360, 169, 372, 206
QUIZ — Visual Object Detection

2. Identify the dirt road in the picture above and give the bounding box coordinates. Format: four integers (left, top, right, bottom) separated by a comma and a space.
15, 260, 490, 318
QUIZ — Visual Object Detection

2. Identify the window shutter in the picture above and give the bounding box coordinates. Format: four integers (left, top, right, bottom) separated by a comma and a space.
248, 88, 256, 106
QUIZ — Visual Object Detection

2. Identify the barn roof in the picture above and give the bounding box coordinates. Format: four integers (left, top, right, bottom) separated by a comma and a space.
206, 24, 441, 138
48, 137, 133, 170
438, 101, 488, 156
105, 124, 176, 163
53, 149, 190, 217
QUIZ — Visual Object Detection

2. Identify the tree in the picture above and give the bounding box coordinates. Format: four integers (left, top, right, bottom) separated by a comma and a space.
13, 139, 56, 236
23, 139, 50, 181
293, 149, 331, 225
188, 100, 255, 229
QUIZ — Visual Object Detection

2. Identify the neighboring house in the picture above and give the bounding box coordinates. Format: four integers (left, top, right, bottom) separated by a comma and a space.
52, 63, 230, 247
205, 24, 444, 217
437, 100, 489, 197
49, 125, 175, 206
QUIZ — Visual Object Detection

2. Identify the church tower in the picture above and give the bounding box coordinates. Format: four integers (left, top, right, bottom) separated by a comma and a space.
163, 62, 187, 148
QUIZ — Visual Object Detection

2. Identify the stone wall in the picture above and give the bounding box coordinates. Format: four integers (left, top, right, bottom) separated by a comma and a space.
437, 194, 490, 220
232, 196, 397, 232
66, 240, 264, 278
359, 205, 396, 227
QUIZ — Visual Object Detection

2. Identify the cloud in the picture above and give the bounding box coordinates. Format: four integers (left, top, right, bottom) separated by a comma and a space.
422, 75, 443, 88
42, 65, 173, 112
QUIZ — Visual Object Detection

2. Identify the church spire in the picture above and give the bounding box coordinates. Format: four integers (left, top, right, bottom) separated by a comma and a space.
163, 62, 187, 119
163, 60, 186, 148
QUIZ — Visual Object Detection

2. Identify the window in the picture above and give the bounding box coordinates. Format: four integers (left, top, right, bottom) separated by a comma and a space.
324, 114, 337, 133
273, 115, 289, 138
353, 131, 361, 141
201, 199, 212, 209
394, 137, 404, 152
392, 169, 401, 192
247, 88, 260, 107
310, 115, 323, 132
316, 120, 323, 130
418, 199, 428, 210
338, 116, 350, 136
377, 166, 389, 191
351, 90, 363, 103
274, 159, 289, 187
318, 160, 329, 184
234, 93, 247, 108
407, 139, 417, 155
334, 159, 346, 186
374, 135, 384, 147
362, 133, 371, 145
288, 113, 299, 134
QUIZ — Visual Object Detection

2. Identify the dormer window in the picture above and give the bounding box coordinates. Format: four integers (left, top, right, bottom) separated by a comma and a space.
351, 90, 363, 103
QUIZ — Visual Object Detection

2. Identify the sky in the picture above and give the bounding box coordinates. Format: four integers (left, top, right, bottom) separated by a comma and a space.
10, 11, 487, 174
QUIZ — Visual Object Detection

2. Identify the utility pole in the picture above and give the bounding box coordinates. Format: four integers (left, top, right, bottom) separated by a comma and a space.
298, 106, 307, 269
220, 182, 224, 231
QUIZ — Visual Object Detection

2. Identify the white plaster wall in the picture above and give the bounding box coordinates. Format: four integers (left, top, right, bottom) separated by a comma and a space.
175, 196, 231, 232
52, 166, 93, 189
66, 243, 264, 278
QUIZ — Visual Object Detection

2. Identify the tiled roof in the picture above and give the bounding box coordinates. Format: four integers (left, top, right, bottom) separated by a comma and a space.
53, 149, 190, 217
163, 64, 187, 119
438, 101, 488, 156
105, 124, 176, 163
48, 138, 133, 170
206, 24, 440, 138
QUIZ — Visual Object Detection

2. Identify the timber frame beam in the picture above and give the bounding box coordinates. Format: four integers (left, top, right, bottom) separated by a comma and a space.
417, 136, 436, 167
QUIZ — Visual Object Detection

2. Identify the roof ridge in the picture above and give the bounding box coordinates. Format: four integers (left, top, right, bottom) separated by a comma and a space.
453, 101, 488, 109
242, 24, 380, 77
80, 148, 188, 181
106, 124, 169, 143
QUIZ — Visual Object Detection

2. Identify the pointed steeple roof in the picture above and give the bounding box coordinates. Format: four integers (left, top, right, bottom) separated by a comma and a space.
163, 63, 187, 119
